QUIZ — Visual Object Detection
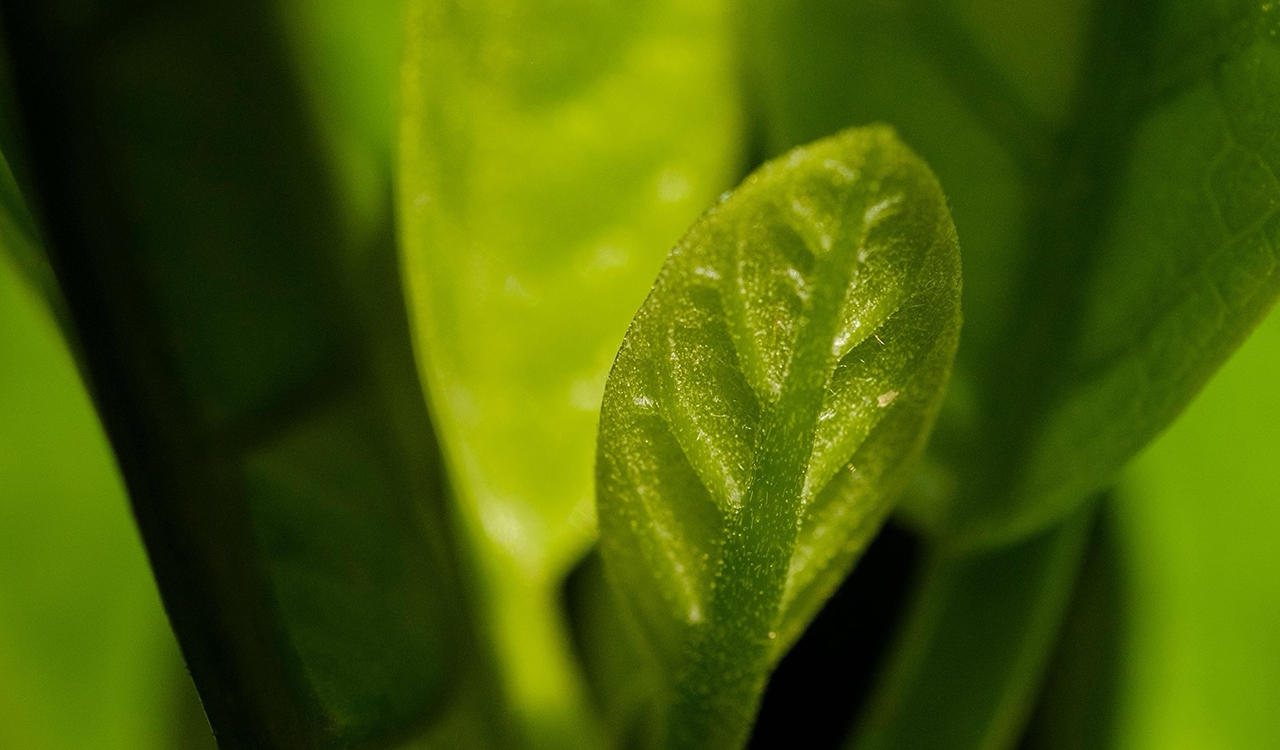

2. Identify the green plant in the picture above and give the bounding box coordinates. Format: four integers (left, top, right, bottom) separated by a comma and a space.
0, 1, 1277, 750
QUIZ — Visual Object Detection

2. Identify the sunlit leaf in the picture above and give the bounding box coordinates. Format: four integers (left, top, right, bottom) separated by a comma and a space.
0, 241, 208, 750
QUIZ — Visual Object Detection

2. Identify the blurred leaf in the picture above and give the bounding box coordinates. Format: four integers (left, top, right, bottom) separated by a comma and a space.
0, 1, 467, 746
398, 0, 742, 745
0, 244, 208, 750
277, 0, 403, 252
848, 510, 1091, 750
563, 551, 657, 750
596, 126, 961, 750
1111, 306, 1280, 750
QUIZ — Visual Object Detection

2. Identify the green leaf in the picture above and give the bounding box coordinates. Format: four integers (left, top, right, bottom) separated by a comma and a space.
0, 2, 467, 746
1020, 511, 1125, 750
0, 238, 211, 750
745, 0, 1280, 547
398, 0, 742, 744
595, 126, 962, 750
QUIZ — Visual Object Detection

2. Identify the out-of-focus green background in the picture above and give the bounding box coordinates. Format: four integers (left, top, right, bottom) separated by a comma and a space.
1114, 306, 1280, 750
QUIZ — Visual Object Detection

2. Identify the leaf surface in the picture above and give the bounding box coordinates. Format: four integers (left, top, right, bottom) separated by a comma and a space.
398, 0, 742, 744
596, 126, 962, 749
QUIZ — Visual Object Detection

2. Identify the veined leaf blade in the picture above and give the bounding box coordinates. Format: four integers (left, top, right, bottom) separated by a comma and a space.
998, 28, 1280, 542
596, 126, 962, 749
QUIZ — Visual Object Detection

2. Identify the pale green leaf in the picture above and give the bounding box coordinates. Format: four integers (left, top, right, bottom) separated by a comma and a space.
398, 0, 742, 744
0, 230, 208, 750
596, 126, 962, 750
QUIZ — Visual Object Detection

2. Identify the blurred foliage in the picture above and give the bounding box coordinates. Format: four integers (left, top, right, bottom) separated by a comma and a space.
1113, 306, 1280, 750
398, 0, 742, 744
0, 249, 213, 749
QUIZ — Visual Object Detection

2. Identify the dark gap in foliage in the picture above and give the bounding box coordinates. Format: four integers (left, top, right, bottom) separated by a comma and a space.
748, 521, 921, 750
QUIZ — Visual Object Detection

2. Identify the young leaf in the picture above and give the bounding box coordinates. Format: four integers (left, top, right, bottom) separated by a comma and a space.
596, 126, 962, 750
0, 2, 468, 746
398, 0, 742, 744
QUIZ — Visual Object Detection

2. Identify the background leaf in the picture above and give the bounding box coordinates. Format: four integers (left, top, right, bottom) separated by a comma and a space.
0, 1, 468, 746
398, 0, 742, 745
596, 126, 962, 750
848, 509, 1091, 750
0, 239, 213, 750
1023, 306, 1280, 750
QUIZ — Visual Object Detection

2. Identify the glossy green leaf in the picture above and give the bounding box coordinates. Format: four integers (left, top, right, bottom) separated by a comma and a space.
398, 0, 742, 745
745, 0, 1280, 547
0, 2, 466, 746
595, 126, 962, 750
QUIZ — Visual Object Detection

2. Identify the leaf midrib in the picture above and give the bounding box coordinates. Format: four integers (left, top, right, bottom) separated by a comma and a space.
664, 170, 879, 749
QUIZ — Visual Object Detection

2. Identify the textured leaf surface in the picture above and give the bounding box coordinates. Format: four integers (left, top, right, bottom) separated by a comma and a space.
398, 0, 741, 744
596, 126, 961, 749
